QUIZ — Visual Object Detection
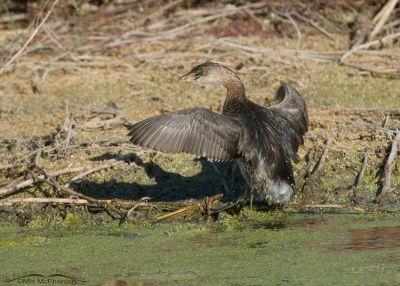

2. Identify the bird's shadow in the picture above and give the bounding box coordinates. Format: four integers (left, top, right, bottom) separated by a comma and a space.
69, 152, 246, 202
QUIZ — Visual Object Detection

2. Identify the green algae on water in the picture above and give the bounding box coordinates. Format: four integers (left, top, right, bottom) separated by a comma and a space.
1, 214, 400, 286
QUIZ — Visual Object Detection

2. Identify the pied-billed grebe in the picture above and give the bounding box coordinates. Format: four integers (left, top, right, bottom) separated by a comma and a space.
128, 62, 308, 205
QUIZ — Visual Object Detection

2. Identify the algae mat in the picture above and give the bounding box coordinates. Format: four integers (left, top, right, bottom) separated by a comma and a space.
1, 213, 400, 286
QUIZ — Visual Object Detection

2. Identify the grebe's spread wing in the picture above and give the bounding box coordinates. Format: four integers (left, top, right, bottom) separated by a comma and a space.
128, 108, 241, 161
270, 83, 308, 145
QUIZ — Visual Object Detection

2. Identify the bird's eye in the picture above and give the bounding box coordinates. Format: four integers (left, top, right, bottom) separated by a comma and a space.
195, 70, 203, 78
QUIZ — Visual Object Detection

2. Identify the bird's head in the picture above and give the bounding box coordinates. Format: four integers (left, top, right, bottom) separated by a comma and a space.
179, 62, 237, 86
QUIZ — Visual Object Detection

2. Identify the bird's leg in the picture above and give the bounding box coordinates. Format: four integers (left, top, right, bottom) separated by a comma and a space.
236, 160, 251, 188
209, 199, 245, 216
235, 160, 257, 210
210, 162, 233, 197
210, 161, 256, 217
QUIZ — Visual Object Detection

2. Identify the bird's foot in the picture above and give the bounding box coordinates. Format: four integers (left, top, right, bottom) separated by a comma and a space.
209, 199, 246, 217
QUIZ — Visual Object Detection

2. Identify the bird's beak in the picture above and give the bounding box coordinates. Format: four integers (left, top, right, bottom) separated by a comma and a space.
179, 73, 188, 80
179, 71, 195, 81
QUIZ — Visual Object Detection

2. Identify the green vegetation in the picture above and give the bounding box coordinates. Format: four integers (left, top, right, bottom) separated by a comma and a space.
1, 214, 400, 285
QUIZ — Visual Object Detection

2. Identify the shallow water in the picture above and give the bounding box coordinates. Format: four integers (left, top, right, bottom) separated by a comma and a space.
1, 213, 400, 286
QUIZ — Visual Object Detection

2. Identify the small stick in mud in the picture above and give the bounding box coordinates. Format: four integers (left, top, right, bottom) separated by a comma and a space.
340, 31, 400, 63
292, 12, 335, 41
64, 160, 121, 188
22, 164, 123, 219
0, 197, 90, 206
300, 148, 316, 180
78, 114, 129, 130
382, 115, 390, 128
354, 149, 370, 188
301, 135, 333, 195
154, 203, 200, 222
63, 113, 75, 155
0, 159, 120, 198
0, 165, 85, 197
119, 197, 151, 225
376, 132, 400, 201
43, 175, 123, 219
311, 136, 333, 176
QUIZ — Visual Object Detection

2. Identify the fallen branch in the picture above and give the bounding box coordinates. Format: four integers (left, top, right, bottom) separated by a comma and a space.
0, 196, 201, 211
104, 4, 251, 48
64, 160, 121, 188
119, 197, 151, 225
376, 132, 400, 201
301, 136, 333, 193
354, 149, 370, 188
369, 0, 399, 40
78, 114, 129, 130
0, 197, 90, 206
341, 32, 400, 63
0, 160, 120, 198
292, 12, 335, 41
0, 145, 58, 171
0, 165, 85, 197
285, 12, 302, 48
41, 174, 122, 219
311, 136, 333, 175
0, 0, 61, 75
154, 203, 201, 222
343, 62, 399, 75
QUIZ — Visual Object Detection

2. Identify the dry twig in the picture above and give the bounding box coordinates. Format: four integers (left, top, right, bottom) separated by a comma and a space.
0, 197, 90, 206
0, 0, 61, 75
0, 160, 120, 198
311, 136, 333, 175
0, 165, 85, 197
292, 12, 335, 41
64, 161, 121, 188
154, 203, 201, 222
119, 197, 151, 225
354, 149, 370, 188
377, 132, 400, 201
341, 32, 400, 63
42, 175, 122, 219
370, 0, 399, 40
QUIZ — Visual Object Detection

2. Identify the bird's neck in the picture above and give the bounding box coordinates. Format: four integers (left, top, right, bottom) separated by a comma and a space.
222, 77, 246, 115
224, 76, 246, 101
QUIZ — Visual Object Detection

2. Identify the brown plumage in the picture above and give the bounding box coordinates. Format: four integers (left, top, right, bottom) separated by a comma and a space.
128, 62, 308, 204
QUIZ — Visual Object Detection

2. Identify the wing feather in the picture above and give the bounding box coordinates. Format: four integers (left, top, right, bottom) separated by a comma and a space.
271, 83, 308, 141
128, 108, 241, 161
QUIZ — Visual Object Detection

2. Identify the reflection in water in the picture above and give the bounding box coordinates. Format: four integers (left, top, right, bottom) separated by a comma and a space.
333, 226, 400, 251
